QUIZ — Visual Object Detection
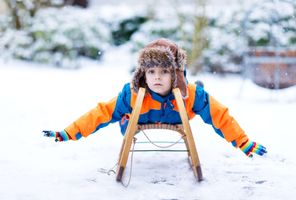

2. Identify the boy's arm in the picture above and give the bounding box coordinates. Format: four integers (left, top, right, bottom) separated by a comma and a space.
64, 96, 121, 140
192, 86, 266, 156
207, 95, 248, 148
44, 84, 132, 141
65, 84, 132, 140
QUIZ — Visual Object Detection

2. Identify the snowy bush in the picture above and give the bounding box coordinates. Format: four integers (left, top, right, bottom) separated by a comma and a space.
0, 6, 111, 68
130, 9, 195, 60
203, 8, 247, 73
242, 0, 296, 47
1, 1, 295, 71
0, 14, 12, 32
131, 19, 188, 50
130, 6, 240, 73
199, 0, 296, 73
111, 16, 149, 46
127, 4, 249, 73
3, 0, 65, 30
129, 19, 190, 71
94, 5, 149, 46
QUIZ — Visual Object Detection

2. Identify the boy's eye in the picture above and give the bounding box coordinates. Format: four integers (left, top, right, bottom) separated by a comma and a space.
162, 69, 170, 74
147, 69, 155, 74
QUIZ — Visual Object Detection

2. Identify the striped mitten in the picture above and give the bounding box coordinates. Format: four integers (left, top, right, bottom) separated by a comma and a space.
240, 140, 267, 157
43, 130, 71, 142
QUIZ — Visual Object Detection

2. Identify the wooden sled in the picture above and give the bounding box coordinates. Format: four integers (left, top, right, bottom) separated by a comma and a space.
116, 87, 203, 182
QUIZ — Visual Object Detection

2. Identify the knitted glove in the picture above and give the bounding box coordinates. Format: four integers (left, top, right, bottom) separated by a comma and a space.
239, 140, 267, 157
43, 130, 70, 142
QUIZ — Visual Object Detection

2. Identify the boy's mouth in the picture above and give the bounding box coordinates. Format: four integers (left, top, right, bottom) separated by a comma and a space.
154, 83, 162, 86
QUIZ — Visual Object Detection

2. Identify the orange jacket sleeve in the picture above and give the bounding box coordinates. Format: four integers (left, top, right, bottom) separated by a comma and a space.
64, 84, 132, 140
191, 84, 248, 147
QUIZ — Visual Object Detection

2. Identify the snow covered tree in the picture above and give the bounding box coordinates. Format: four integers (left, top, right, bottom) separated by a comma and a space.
0, 6, 111, 68
242, 0, 296, 47
3, 0, 64, 29
187, 0, 208, 74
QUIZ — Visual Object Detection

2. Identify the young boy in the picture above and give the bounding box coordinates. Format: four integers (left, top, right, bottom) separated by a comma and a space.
43, 38, 267, 157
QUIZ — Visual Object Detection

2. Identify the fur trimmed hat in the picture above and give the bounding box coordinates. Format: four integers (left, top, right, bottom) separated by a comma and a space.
132, 38, 187, 96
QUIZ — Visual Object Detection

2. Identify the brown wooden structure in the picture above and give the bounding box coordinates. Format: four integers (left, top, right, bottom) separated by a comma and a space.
116, 87, 203, 182
244, 48, 296, 89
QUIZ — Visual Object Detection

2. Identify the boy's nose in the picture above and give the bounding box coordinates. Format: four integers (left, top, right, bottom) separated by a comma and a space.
155, 75, 161, 80
155, 72, 161, 79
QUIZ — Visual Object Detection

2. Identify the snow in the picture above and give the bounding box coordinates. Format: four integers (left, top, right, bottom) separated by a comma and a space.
1, 46, 296, 200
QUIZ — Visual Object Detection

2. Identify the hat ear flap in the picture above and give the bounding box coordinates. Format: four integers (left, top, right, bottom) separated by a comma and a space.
132, 68, 146, 93
175, 47, 188, 98
138, 75, 146, 89
176, 69, 188, 99
176, 48, 187, 71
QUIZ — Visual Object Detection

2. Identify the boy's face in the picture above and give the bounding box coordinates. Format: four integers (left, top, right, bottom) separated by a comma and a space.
145, 67, 172, 96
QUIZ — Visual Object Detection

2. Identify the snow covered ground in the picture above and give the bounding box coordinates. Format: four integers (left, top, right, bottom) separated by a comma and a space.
0, 47, 296, 200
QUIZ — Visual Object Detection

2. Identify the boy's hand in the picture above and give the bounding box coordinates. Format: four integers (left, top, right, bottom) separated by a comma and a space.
43, 130, 70, 142
240, 140, 267, 157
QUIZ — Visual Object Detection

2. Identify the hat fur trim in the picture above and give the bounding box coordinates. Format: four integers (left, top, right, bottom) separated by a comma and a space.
132, 42, 187, 94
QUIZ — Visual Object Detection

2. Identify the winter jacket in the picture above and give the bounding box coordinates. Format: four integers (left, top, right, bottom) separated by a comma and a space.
64, 83, 248, 148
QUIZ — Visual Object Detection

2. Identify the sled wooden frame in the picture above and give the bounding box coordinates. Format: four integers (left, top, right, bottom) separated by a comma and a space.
116, 87, 203, 182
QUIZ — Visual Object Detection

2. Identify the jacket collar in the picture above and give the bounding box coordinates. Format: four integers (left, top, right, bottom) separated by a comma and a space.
148, 88, 175, 103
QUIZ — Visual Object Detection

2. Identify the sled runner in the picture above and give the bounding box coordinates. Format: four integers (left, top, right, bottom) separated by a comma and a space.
116, 87, 203, 182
